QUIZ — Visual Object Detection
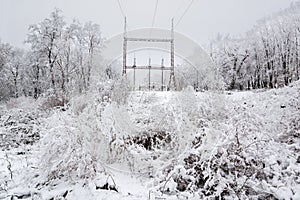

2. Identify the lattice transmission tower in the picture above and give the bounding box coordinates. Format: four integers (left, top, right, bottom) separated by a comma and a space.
122, 18, 176, 91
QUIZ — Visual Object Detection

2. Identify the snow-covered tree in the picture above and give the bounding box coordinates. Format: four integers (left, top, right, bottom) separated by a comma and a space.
0, 41, 27, 100
0, 41, 13, 100
24, 9, 104, 102
211, 2, 300, 90
26, 9, 65, 92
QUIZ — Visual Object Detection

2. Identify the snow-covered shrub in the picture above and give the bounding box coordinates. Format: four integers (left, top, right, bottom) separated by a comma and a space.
177, 86, 197, 116
69, 94, 90, 115
40, 122, 103, 181
38, 80, 136, 182
125, 130, 172, 151
156, 130, 275, 198
0, 84, 11, 102
96, 79, 114, 102
40, 92, 68, 111
155, 92, 300, 199
111, 78, 130, 105
152, 82, 299, 199
100, 102, 136, 163
0, 109, 40, 150
38, 82, 114, 182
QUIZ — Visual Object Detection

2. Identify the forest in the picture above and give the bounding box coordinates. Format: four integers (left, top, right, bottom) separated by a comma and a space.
1, 4, 300, 102
0, 9, 103, 102
211, 2, 300, 90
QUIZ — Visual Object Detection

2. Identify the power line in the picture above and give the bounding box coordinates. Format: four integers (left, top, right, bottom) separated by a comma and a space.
149, 0, 159, 57
117, 0, 132, 30
173, 0, 185, 19
175, 0, 194, 27
151, 0, 159, 27
149, 0, 159, 40
117, 0, 126, 18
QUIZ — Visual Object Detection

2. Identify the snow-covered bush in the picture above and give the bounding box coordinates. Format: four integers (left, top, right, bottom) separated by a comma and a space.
38, 80, 136, 182
40, 124, 101, 180
40, 95, 67, 110
38, 83, 110, 182
111, 78, 131, 105
154, 85, 300, 199
0, 108, 40, 150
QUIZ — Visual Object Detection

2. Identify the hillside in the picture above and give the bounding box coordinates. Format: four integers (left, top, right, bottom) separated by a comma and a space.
0, 81, 299, 199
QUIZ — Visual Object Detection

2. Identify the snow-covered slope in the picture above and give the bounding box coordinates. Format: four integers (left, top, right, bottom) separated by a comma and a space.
0, 82, 299, 199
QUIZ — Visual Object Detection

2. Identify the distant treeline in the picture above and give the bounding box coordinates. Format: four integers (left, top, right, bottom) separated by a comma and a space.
1, 4, 300, 102
211, 2, 300, 90
0, 9, 103, 101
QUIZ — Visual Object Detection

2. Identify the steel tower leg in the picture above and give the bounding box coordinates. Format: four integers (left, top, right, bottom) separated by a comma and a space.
122, 17, 127, 76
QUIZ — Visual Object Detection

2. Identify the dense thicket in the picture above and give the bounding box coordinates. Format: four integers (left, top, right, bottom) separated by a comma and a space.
0, 9, 103, 102
211, 3, 300, 90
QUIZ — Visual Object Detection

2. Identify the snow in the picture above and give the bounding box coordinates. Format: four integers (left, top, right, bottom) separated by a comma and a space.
0, 81, 299, 199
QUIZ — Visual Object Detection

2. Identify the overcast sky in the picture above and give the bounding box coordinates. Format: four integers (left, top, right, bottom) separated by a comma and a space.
0, 0, 297, 48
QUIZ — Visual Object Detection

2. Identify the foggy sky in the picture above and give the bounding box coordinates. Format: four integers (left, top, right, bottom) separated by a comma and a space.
0, 0, 297, 48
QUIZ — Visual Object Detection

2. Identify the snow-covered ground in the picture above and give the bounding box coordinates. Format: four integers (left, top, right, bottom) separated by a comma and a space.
0, 82, 299, 199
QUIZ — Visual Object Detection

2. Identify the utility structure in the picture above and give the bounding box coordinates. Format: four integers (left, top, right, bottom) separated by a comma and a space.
122, 18, 176, 91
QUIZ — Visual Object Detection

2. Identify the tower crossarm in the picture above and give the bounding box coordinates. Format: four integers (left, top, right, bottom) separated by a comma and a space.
126, 37, 172, 43
127, 65, 172, 70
